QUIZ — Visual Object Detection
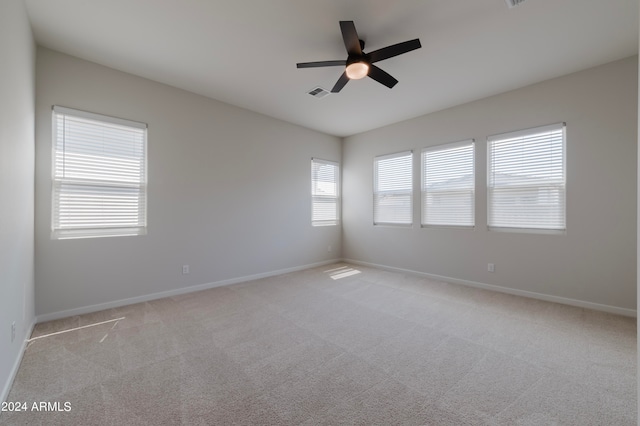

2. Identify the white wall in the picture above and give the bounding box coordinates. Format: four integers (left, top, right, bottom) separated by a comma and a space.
636, 6, 639, 414
34, 48, 341, 318
0, 0, 36, 402
343, 57, 638, 313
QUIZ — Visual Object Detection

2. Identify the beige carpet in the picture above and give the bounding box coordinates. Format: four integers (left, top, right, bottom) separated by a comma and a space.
1, 263, 636, 425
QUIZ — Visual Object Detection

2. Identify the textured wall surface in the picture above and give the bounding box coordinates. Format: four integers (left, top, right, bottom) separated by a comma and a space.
0, 0, 36, 402
35, 48, 341, 317
343, 57, 638, 311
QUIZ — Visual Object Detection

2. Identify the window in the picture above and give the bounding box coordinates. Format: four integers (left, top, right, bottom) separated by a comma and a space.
52, 106, 147, 239
373, 151, 413, 225
311, 158, 340, 226
422, 140, 475, 228
487, 123, 566, 232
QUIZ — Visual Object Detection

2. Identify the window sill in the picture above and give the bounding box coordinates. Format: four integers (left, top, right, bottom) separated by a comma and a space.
488, 226, 566, 236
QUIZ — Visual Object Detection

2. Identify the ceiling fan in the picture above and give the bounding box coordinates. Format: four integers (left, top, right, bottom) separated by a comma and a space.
296, 21, 422, 93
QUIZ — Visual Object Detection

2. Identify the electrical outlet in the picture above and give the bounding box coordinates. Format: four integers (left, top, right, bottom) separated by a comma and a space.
182, 265, 190, 275
327, 245, 332, 252
11, 322, 16, 343
487, 263, 495, 273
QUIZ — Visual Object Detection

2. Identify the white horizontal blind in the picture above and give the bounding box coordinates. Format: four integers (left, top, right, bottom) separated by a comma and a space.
422, 140, 475, 227
311, 158, 339, 226
374, 151, 413, 225
488, 123, 565, 231
52, 106, 147, 239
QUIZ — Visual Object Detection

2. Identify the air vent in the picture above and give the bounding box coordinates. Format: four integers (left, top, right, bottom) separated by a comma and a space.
307, 87, 330, 99
505, 0, 527, 8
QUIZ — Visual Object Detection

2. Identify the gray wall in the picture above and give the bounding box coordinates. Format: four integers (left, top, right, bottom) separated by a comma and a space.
343, 57, 638, 312
35, 48, 341, 318
0, 0, 36, 402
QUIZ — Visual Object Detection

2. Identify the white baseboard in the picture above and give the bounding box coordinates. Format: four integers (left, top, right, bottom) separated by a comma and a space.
1, 319, 36, 403
36, 259, 341, 323
343, 258, 637, 318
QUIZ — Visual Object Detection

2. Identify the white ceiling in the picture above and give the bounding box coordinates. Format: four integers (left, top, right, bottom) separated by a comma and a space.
24, 0, 638, 137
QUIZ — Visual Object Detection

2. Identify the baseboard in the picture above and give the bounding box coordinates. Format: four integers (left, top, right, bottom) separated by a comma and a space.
36, 259, 341, 323
343, 258, 637, 318
1, 319, 36, 403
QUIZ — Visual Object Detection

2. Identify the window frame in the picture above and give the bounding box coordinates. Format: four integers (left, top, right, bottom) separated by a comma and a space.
51, 105, 148, 240
373, 150, 413, 226
487, 122, 566, 234
421, 139, 475, 229
311, 158, 340, 227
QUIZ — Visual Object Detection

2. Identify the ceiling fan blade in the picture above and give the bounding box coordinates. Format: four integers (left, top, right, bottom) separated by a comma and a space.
296, 60, 347, 68
340, 21, 362, 56
331, 71, 350, 93
368, 65, 398, 89
367, 39, 421, 63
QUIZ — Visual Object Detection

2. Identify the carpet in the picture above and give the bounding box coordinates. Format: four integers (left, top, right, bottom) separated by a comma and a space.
1, 263, 636, 425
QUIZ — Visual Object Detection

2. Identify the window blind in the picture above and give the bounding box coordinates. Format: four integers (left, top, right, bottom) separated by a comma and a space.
422, 140, 475, 227
52, 106, 147, 239
311, 158, 339, 226
373, 151, 413, 225
487, 123, 565, 231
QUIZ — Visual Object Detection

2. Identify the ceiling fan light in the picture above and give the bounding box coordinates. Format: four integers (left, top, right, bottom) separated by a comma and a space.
345, 61, 369, 80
